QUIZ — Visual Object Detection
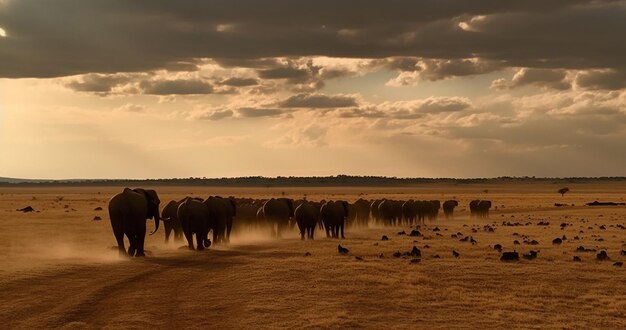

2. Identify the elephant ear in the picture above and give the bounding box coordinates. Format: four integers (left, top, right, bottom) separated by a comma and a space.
145, 189, 160, 204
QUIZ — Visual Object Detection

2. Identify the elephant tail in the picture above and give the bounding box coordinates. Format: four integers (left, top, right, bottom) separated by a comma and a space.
318, 218, 324, 230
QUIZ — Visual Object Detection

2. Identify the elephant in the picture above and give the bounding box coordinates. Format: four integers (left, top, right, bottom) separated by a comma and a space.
320, 200, 349, 238
234, 199, 264, 231
378, 199, 403, 226
161, 199, 184, 243
427, 200, 441, 221
470, 200, 491, 218
402, 200, 418, 225
177, 197, 213, 250
294, 201, 320, 240
108, 188, 161, 257
348, 198, 371, 227
370, 199, 383, 225
442, 200, 459, 218
204, 196, 235, 244
263, 198, 295, 238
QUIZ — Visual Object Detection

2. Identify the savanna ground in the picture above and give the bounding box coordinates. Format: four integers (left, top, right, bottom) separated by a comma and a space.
1, 183, 625, 329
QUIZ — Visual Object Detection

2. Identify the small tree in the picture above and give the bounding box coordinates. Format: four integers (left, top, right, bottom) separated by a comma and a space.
558, 187, 570, 197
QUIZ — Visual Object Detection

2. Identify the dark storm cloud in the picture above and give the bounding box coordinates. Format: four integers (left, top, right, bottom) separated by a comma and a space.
0, 0, 623, 78
140, 79, 214, 95
65, 74, 133, 93
575, 70, 626, 90
492, 68, 571, 90
279, 94, 358, 108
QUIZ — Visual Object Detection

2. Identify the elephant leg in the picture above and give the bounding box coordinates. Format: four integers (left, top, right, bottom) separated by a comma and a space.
310, 226, 315, 239
164, 224, 172, 243
341, 224, 345, 239
325, 224, 330, 238
114, 230, 126, 256
184, 231, 195, 250
135, 234, 146, 257
196, 233, 204, 251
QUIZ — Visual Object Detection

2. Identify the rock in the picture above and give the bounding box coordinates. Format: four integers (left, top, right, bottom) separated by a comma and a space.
621, 250, 626, 256
432, 227, 440, 232
573, 256, 582, 262
613, 262, 623, 267
410, 258, 421, 264
494, 244, 503, 252
513, 240, 520, 245
397, 230, 406, 235
381, 235, 389, 241
338, 244, 349, 254
452, 250, 460, 258
410, 246, 421, 257
304, 252, 311, 256
470, 237, 478, 245
93, 216, 102, 221
500, 251, 519, 261
460, 236, 469, 242
423, 245, 430, 248
355, 256, 364, 261
378, 253, 384, 258
409, 230, 422, 237
596, 250, 609, 261
562, 235, 567, 240
528, 240, 539, 245
431, 254, 441, 259
17, 206, 35, 212
393, 251, 402, 258
522, 250, 538, 260
94, 207, 103, 211
552, 238, 563, 245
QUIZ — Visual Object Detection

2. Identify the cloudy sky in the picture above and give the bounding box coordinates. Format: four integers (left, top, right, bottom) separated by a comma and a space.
1, 0, 626, 179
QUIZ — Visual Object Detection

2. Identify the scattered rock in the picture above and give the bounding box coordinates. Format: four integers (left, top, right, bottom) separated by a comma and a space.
338, 244, 349, 254
596, 250, 609, 261
17, 206, 35, 213
431, 254, 441, 259
452, 250, 460, 258
410, 258, 421, 264
410, 246, 421, 257
573, 256, 582, 262
522, 250, 538, 260
513, 240, 520, 245
393, 251, 402, 258
552, 238, 563, 245
381, 235, 389, 241
432, 227, 440, 232
94, 207, 103, 211
93, 216, 102, 221
397, 230, 406, 235
409, 230, 422, 237
355, 256, 364, 261
304, 252, 311, 256
613, 262, 623, 267
378, 253, 384, 258
500, 251, 519, 261
621, 250, 626, 256
494, 244, 503, 252
528, 240, 539, 245
460, 236, 469, 242
470, 237, 478, 245
423, 245, 430, 249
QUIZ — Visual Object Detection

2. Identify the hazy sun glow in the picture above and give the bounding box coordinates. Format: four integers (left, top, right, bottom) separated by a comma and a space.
0, 27, 6, 37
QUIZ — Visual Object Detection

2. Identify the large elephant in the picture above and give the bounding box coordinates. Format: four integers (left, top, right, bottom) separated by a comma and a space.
263, 198, 295, 238
162, 199, 184, 243
234, 199, 264, 231
294, 201, 320, 240
442, 200, 459, 218
177, 197, 213, 250
204, 196, 235, 244
402, 200, 418, 225
320, 200, 349, 238
348, 198, 371, 227
427, 200, 441, 221
370, 199, 383, 225
470, 200, 492, 218
108, 188, 161, 257
379, 199, 403, 226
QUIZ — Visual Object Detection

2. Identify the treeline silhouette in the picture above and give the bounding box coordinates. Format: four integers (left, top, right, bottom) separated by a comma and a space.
1, 175, 625, 187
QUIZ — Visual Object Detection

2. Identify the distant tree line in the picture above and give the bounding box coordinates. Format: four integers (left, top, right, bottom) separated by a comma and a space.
0, 175, 625, 187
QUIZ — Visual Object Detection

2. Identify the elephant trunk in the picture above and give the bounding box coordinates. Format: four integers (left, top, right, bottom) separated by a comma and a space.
149, 215, 160, 235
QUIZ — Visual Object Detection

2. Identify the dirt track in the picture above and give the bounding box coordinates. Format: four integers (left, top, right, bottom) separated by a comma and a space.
1, 184, 625, 329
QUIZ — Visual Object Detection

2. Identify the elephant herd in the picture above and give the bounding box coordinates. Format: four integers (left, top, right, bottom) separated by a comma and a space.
108, 188, 491, 257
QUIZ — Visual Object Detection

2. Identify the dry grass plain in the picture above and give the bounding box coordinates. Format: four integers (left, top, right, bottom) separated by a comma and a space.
1, 183, 625, 329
